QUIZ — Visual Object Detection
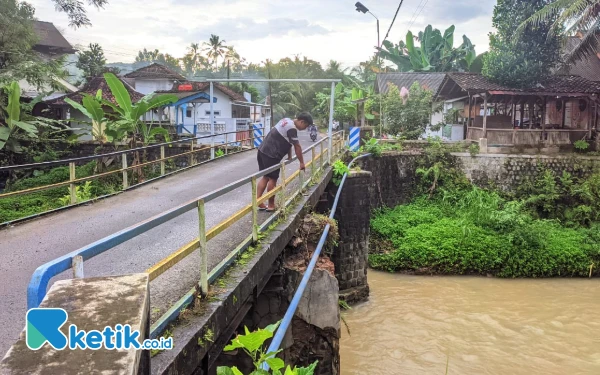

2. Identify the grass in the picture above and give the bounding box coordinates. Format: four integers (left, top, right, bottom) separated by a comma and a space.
370, 188, 600, 278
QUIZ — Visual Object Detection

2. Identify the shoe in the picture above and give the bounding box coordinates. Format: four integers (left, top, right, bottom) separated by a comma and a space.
258, 204, 267, 211
266, 207, 276, 212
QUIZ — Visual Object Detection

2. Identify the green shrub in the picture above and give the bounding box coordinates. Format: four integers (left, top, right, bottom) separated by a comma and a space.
1, 161, 120, 223
370, 186, 600, 278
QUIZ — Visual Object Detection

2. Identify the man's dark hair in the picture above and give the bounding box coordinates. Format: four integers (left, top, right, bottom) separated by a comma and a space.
296, 112, 313, 126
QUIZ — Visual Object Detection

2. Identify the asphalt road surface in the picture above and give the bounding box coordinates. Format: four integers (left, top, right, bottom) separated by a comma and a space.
0, 133, 321, 357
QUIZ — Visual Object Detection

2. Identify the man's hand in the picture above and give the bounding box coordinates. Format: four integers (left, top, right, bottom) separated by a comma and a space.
299, 162, 306, 171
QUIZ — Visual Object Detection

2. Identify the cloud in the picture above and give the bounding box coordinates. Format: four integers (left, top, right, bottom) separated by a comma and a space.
189, 17, 330, 42
428, 0, 495, 23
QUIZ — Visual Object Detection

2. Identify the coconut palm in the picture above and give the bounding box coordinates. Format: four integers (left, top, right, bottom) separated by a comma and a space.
203, 34, 228, 71
520, 0, 600, 62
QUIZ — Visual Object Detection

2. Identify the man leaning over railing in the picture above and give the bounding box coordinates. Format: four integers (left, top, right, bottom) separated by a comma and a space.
256, 112, 312, 212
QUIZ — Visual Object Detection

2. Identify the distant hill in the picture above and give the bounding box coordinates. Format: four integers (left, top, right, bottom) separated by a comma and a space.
106, 61, 152, 76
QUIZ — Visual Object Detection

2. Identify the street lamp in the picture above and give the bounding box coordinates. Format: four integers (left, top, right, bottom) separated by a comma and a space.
355, 2, 380, 52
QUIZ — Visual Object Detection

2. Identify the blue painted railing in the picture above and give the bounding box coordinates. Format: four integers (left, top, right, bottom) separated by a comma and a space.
262, 152, 370, 370
26, 132, 345, 313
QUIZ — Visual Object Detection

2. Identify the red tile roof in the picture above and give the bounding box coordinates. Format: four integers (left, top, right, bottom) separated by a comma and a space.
124, 63, 186, 81
45, 76, 145, 106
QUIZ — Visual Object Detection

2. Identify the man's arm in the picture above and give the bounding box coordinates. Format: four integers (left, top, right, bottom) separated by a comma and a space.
294, 143, 305, 170
287, 148, 293, 160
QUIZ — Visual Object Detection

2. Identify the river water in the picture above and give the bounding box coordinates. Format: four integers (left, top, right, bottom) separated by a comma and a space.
340, 271, 600, 375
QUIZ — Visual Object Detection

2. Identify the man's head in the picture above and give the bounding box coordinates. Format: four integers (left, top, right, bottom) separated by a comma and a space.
294, 112, 313, 131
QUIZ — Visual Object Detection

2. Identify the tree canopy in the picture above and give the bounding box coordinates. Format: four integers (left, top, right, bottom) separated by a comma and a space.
76, 43, 107, 81
482, 0, 562, 87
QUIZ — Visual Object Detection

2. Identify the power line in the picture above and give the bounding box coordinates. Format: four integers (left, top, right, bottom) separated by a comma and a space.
382, 0, 405, 46
406, 0, 429, 35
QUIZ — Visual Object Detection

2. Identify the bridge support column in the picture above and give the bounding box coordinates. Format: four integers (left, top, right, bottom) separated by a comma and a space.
333, 170, 371, 304
1, 274, 150, 375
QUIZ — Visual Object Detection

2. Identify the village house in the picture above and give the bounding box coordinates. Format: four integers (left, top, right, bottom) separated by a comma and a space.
375, 72, 466, 141
123, 64, 271, 144
40, 76, 145, 141
23, 21, 78, 101
435, 73, 600, 150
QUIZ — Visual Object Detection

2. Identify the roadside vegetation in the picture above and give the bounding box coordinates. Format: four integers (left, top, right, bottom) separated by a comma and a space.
369, 141, 600, 278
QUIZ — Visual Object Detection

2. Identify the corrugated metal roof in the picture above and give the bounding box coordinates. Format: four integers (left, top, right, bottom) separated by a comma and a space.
375, 73, 446, 94
156, 82, 247, 102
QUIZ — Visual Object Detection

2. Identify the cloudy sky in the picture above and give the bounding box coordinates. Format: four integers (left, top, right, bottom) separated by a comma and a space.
30, 0, 496, 68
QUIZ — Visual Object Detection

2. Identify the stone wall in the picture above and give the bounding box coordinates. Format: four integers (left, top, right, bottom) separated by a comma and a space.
357, 152, 422, 209
332, 170, 371, 303
358, 152, 600, 206
453, 153, 600, 191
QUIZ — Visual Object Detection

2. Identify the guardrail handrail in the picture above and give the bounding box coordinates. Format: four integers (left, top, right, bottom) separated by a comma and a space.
262, 152, 370, 370
26, 131, 345, 310
0, 127, 264, 172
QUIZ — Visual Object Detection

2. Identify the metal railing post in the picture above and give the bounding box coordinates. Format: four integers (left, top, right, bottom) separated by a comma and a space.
198, 199, 208, 296
122, 153, 128, 190
311, 147, 316, 178
160, 146, 165, 176
320, 141, 324, 171
69, 162, 76, 205
251, 126, 255, 149
251, 176, 258, 243
189, 138, 195, 166
210, 82, 215, 160
328, 82, 335, 165
72, 255, 84, 278
225, 133, 229, 156
280, 162, 287, 207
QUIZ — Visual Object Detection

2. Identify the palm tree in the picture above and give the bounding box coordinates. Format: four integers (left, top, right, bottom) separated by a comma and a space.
203, 34, 228, 71
520, 0, 600, 63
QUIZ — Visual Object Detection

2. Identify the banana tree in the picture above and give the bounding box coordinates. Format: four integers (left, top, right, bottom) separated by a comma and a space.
64, 89, 108, 142
379, 25, 478, 72
0, 81, 38, 152
101, 73, 177, 146
101, 73, 177, 180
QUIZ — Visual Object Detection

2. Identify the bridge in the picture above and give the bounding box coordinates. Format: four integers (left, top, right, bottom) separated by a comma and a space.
0, 122, 373, 374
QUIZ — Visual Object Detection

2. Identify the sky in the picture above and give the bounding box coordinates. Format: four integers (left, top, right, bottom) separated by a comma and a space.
30, 0, 497, 69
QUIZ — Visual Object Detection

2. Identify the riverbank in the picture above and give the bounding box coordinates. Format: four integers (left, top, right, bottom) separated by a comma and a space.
367, 139, 600, 278
340, 271, 600, 375
370, 189, 600, 278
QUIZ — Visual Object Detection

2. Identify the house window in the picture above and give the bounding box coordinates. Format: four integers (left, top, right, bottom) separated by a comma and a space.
186, 108, 192, 118
205, 110, 221, 116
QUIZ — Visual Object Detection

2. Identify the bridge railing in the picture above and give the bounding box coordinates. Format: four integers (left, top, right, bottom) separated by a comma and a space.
26, 130, 346, 339
262, 152, 370, 371
0, 127, 264, 226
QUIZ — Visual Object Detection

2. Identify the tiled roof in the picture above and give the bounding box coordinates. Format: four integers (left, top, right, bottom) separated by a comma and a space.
124, 63, 186, 81
562, 37, 600, 82
437, 73, 600, 98
45, 76, 145, 106
33, 21, 76, 54
375, 73, 446, 94
157, 82, 247, 102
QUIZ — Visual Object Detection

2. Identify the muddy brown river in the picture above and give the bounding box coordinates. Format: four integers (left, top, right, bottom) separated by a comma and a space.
340, 271, 600, 374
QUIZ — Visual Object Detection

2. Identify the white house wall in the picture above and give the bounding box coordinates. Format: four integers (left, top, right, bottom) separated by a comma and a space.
134, 79, 176, 95
171, 89, 233, 129
67, 109, 93, 141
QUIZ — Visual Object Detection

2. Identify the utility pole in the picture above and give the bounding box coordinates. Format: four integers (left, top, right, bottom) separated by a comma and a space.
267, 60, 275, 131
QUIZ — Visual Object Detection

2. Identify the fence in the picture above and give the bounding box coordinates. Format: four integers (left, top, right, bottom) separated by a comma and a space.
467, 127, 589, 146
26, 130, 346, 340
0, 128, 264, 226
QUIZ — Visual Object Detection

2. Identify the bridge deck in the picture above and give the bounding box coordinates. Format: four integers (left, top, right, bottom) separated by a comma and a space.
0, 134, 317, 356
